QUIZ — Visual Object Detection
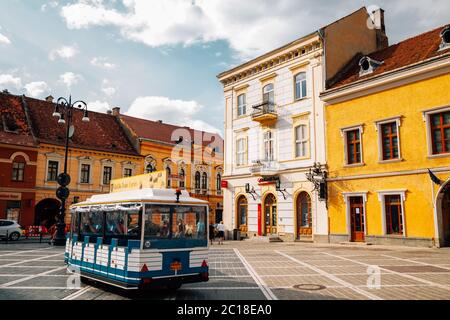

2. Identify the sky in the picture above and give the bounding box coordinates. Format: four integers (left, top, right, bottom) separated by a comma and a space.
0, 0, 449, 136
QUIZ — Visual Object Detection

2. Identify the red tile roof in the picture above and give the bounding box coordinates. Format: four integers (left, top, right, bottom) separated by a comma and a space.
328, 24, 450, 89
120, 114, 223, 149
0, 93, 36, 147
22, 95, 140, 156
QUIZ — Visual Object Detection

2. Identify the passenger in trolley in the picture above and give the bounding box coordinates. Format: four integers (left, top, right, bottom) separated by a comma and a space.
65, 172, 210, 290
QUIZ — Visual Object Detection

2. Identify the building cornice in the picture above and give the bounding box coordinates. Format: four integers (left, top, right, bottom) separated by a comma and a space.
321, 53, 450, 104
218, 36, 322, 88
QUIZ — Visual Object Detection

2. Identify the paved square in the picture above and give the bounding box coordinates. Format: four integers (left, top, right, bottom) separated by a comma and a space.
1, 241, 450, 300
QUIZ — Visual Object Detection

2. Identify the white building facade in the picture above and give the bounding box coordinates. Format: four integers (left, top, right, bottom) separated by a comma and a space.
217, 7, 389, 242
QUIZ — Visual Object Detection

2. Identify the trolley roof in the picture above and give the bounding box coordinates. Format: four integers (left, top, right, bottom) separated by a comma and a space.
70, 188, 208, 207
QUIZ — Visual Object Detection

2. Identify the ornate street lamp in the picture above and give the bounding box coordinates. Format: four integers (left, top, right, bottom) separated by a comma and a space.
51, 96, 89, 246
305, 162, 328, 202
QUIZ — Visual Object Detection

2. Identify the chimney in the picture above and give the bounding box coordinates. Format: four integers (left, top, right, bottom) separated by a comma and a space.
112, 107, 120, 116
372, 8, 389, 49
158, 120, 163, 123
45, 95, 54, 103
106, 110, 112, 115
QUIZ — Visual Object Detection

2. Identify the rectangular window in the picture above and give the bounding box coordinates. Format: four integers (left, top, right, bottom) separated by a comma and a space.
144, 205, 207, 241
123, 168, 133, 177
385, 195, 403, 235
237, 94, 246, 117
236, 138, 246, 166
80, 164, 91, 184
381, 122, 399, 160
346, 129, 361, 164
295, 124, 308, 158
264, 131, 274, 161
103, 166, 112, 185
47, 161, 59, 181
294, 73, 307, 100
11, 162, 25, 182
430, 111, 450, 154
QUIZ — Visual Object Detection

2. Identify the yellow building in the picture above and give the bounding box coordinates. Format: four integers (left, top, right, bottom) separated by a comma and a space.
23, 96, 143, 227
321, 25, 450, 247
112, 108, 224, 224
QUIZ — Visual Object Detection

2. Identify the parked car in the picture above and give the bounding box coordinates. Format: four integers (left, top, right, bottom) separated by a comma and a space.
0, 220, 23, 241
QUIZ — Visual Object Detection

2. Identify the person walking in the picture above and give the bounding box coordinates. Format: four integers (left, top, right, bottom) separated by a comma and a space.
216, 221, 225, 245
209, 223, 216, 245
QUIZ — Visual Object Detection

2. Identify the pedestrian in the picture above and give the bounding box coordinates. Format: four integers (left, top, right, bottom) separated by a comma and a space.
208, 223, 216, 245
216, 221, 225, 245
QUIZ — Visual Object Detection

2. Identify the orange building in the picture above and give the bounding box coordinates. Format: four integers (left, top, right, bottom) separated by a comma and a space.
22, 96, 143, 227
112, 108, 224, 223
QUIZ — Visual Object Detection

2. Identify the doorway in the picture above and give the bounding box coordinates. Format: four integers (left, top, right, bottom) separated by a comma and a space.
296, 192, 312, 239
263, 194, 277, 235
349, 196, 365, 242
34, 198, 61, 229
440, 183, 450, 246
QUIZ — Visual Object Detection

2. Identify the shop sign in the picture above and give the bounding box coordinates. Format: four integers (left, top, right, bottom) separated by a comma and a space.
0, 192, 22, 201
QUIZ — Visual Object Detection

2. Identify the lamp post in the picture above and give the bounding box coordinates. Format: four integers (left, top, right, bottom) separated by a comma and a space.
51, 96, 89, 246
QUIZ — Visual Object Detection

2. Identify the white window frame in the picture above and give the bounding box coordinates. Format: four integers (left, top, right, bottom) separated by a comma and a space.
236, 137, 247, 167
294, 123, 309, 159
375, 116, 402, 163
294, 72, 307, 100
78, 158, 93, 185
100, 159, 115, 186
377, 190, 407, 237
263, 83, 275, 104
340, 124, 364, 167
422, 105, 450, 158
342, 192, 368, 240
121, 161, 136, 178
44, 153, 63, 183
237, 93, 246, 117
263, 130, 275, 161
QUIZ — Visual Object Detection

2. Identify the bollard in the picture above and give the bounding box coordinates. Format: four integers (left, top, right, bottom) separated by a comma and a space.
39, 231, 43, 243
5, 230, 8, 244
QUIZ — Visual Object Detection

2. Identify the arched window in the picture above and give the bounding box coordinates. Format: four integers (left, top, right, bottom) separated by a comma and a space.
179, 168, 185, 188
237, 195, 248, 231
145, 157, 156, 173
216, 173, 222, 194
195, 171, 201, 191
166, 166, 171, 188
201, 172, 208, 190
294, 72, 307, 100
264, 131, 274, 161
263, 83, 274, 105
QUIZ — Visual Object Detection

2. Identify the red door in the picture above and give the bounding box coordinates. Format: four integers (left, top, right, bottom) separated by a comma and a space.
350, 196, 365, 242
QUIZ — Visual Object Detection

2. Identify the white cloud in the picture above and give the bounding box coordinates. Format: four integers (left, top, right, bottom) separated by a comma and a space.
101, 79, 116, 96
87, 100, 111, 114
41, 1, 59, 12
49, 45, 78, 61
60, 0, 450, 59
125, 96, 220, 134
24, 81, 50, 98
0, 32, 10, 45
0, 74, 22, 89
59, 72, 83, 88
90, 57, 117, 69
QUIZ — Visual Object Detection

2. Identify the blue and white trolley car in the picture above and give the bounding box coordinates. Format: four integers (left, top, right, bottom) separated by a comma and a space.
64, 188, 209, 290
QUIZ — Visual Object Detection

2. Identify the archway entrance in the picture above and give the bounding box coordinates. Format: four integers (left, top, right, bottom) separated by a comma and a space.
263, 194, 277, 235
34, 198, 61, 229
437, 182, 450, 247
236, 195, 248, 232
296, 192, 312, 239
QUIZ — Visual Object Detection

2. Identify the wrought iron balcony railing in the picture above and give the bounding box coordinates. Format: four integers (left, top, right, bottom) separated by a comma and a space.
251, 101, 277, 118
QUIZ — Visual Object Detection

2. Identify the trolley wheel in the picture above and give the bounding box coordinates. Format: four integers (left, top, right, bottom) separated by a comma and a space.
9, 232, 20, 241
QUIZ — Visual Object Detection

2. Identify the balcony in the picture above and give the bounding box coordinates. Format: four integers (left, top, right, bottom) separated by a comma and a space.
251, 102, 277, 124
250, 159, 280, 176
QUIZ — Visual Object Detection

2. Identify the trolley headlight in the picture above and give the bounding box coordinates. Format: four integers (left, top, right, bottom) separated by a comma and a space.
144, 240, 151, 248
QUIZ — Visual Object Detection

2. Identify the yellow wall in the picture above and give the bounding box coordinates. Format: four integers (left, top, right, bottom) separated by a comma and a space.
35, 143, 143, 222
325, 73, 450, 241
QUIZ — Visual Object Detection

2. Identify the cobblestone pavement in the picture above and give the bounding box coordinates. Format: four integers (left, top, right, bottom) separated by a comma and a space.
1, 241, 450, 300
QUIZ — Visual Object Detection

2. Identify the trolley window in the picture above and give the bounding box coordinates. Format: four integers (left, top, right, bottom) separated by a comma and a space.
144, 204, 207, 241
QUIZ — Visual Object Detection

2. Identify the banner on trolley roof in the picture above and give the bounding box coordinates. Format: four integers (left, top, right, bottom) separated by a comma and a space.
110, 171, 167, 193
